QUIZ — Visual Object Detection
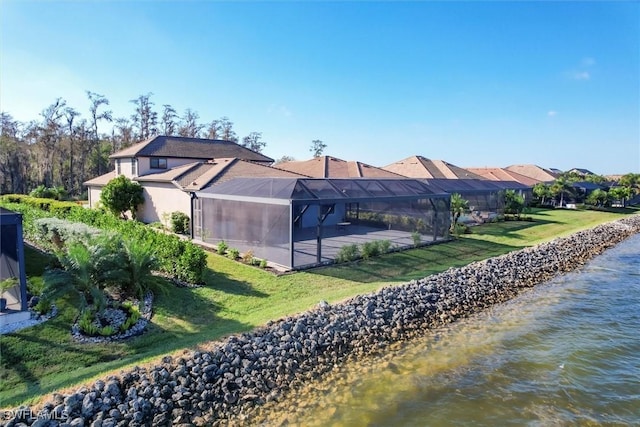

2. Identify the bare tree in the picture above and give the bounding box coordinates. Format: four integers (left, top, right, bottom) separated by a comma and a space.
87, 91, 113, 176
178, 109, 204, 138
113, 117, 135, 151
242, 131, 266, 153
0, 113, 29, 193
63, 107, 80, 193
219, 116, 238, 142
130, 93, 157, 141
205, 119, 221, 139
161, 104, 178, 136
310, 139, 327, 158
273, 155, 295, 165
37, 98, 67, 187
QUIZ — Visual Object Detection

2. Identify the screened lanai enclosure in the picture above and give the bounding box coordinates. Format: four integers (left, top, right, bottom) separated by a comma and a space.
424, 179, 532, 217
193, 178, 451, 269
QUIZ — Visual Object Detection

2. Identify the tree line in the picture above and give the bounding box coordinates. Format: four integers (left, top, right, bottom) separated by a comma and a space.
0, 92, 273, 198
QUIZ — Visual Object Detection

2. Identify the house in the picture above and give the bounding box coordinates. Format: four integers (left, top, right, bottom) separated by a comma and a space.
277, 156, 406, 178
382, 155, 485, 180
568, 168, 596, 176
0, 208, 29, 327
84, 136, 302, 224
505, 164, 558, 183
464, 167, 542, 187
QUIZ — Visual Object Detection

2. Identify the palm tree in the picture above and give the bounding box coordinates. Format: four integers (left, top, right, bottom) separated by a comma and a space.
450, 193, 469, 228
118, 238, 166, 299
43, 242, 108, 310
550, 177, 574, 207
533, 183, 552, 206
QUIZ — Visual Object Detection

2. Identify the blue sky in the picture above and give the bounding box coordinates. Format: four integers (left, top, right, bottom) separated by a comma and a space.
1, 1, 638, 175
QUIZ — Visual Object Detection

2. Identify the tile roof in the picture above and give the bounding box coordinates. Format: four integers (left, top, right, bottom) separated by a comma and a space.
277, 156, 405, 178
84, 158, 302, 192
505, 164, 558, 182
382, 156, 485, 180
182, 159, 304, 191
84, 171, 116, 186
464, 167, 541, 186
109, 135, 274, 163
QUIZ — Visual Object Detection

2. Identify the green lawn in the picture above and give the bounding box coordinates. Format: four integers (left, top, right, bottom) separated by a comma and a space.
0, 207, 636, 408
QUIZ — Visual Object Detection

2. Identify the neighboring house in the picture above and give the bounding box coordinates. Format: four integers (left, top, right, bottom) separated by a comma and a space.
505, 164, 558, 183
382, 155, 485, 180
571, 181, 606, 203
277, 156, 405, 178
548, 168, 564, 175
568, 168, 596, 176
464, 167, 542, 187
84, 136, 302, 224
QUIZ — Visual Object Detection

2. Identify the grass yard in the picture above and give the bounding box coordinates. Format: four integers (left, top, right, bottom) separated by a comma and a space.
0, 207, 636, 408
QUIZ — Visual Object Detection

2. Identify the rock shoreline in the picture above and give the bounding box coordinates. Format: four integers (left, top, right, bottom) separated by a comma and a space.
3, 215, 640, 427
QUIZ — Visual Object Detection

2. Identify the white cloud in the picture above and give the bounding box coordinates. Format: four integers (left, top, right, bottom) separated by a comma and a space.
547, 110, 558, 117
572, 71, 591, 80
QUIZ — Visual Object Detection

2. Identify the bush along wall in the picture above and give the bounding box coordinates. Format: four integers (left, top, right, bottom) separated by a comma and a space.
0, 195, 207, 284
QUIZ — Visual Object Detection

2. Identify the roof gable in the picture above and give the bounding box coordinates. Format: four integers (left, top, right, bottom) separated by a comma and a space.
464, 167, 541, 186
383, 156, 484, 180
505, 164, 558, 182
277, 156, 403, 178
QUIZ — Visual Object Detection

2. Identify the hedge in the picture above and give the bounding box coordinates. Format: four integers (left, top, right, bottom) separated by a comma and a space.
0, 195, 207, 284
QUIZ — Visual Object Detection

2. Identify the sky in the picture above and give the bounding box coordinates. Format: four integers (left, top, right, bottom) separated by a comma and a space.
1, 1, 639, 175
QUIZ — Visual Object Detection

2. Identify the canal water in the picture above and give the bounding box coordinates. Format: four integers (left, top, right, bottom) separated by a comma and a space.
256, 233, 640, 426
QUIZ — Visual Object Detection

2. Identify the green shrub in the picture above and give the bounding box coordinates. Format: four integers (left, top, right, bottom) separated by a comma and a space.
1, 195, 207, 285
26, 278, 45, 296
450, 222, 469, 236
217, 240, 229, 255
361, 241, 381, 260
227, 248, 240, 260
29, 185, 68, 201
378, 239, 392, 254
99, 325, 117, 336
259, 259, 268, 269
170, 211, 190, 234
336, 244, 360, 263
176, 243, 207, 283
411, 231, 422, 247
33, 297, 51, 315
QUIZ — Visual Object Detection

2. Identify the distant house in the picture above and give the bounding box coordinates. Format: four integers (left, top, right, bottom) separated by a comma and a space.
568, 168, 597, 177
277, 156, 405, 178
464, 167, 542, 187
505, 164, 558, 183
382, 155, 485, 180
84, 136, 302, 224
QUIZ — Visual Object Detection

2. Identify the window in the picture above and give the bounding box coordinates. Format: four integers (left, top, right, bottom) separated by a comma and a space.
115, 159, 121, 175
150, 158, 167, 169
132, 158, 138, 176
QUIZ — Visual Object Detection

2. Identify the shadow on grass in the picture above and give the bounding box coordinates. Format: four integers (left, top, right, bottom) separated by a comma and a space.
0, 274, 256, 408
310, 239, 522, 284
469, 217, 556, 239
1, 304, 253, 408
202, 268, 269, 298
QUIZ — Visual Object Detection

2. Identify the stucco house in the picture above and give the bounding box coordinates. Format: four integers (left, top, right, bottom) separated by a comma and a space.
277, 156, 406, 178
84, 136, 303, 224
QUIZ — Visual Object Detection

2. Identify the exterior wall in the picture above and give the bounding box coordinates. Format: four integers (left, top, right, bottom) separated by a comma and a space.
138, 182, 191, 224
88, 186, 103, 209
137, 156, 204, 177
115, 158, 139, 178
